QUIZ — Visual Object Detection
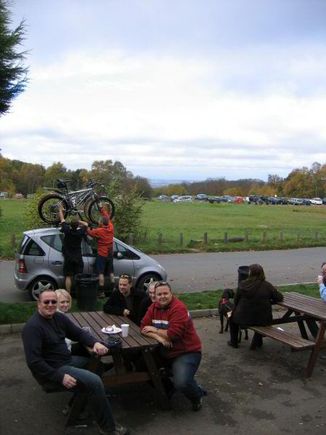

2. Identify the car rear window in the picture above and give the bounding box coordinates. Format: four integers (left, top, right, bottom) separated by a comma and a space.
41, 234, 63, 252
24, 239, 45, 256
18, 235, 30, 254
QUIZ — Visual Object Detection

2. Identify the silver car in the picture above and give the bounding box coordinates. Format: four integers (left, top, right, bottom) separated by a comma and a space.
14, 227, 167, 299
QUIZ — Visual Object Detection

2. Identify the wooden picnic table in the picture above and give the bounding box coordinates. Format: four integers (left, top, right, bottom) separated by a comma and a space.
274, 292, 326, 377
67, 311, 170, 409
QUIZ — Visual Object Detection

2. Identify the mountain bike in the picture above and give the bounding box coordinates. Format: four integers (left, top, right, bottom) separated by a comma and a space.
38, 179, 115, 225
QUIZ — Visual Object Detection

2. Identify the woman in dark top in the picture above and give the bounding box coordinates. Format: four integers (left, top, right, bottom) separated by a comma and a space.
228, 264, 283, 348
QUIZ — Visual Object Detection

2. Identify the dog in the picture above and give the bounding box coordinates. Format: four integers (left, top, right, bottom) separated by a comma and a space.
218, 288, 235, 334
218, 288, 248, 342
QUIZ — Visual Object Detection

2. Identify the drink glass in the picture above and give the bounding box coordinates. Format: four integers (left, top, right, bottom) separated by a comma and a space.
121, 324, 129, 337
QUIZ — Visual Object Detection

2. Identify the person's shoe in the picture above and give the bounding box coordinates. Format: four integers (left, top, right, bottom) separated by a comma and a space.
192, 397, 203, 412
98, 422, 129, 435
227, 340, 238, 349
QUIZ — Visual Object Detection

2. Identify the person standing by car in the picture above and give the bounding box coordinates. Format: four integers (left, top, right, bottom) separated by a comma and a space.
103, 274, 145, 325
59, 207, 87, 293
79, 205, 114, 298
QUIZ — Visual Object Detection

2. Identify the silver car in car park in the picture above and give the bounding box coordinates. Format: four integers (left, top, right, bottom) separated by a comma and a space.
14, 227, 167, 300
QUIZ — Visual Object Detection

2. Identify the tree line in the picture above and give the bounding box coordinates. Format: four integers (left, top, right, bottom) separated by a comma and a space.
1, 155, 326, 200
153, 162, 326, 199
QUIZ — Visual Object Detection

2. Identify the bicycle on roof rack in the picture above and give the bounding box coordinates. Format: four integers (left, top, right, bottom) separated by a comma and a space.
38, 179, 115, 225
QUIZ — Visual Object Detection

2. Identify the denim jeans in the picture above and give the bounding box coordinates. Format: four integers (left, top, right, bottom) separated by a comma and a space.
57, 355, 115, 431
171, 352, 202, 402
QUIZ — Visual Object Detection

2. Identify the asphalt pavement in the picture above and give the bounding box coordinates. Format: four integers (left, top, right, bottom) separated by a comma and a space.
1, 316, 326, 435
2, 247, 324, 302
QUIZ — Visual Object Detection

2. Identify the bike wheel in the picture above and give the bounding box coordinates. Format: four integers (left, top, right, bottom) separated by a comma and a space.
87, 196, 115, 224
38, 193, 68, 224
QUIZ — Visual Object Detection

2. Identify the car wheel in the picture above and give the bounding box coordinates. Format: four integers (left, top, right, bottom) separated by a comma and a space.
28, 277, 58, 300
136, 273, 161, 292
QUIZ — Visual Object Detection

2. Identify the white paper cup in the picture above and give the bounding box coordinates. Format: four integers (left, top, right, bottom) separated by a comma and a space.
121, 324, 129, 337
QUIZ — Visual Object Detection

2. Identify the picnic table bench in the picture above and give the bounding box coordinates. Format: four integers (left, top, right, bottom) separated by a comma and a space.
249, 325, 315, 351
248, 292, 326, 377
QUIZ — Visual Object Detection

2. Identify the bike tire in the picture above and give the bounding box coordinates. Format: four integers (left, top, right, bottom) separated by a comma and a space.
87, 196, 115, 224
38, 193, 68, 224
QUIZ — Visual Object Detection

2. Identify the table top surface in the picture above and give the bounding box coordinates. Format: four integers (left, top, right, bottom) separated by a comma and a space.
279, 292, 326, 321
67, 311, 158, 350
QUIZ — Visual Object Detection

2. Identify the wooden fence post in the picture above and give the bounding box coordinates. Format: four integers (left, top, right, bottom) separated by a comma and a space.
262, 231, 267, 242
279, 231, 283, 241
224, 232, 228, 243
128, 233, 134, 245
315, 231, 319, 241
204, 232, 208, 245
158, 233, 163, 245
245, 231, 249, 242
179, 233, 183, 247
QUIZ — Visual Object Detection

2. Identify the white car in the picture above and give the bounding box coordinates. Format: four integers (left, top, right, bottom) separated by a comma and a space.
173, 195, 193, 203
310, 197, 323, 205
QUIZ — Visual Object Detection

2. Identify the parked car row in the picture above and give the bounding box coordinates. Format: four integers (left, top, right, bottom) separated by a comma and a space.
157, 194, 326, 206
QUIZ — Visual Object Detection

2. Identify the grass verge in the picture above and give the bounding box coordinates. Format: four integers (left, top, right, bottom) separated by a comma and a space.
0, 283, 318, 326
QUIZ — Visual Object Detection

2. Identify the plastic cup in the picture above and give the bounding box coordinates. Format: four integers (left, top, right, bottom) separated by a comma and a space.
121, 324, 129, 337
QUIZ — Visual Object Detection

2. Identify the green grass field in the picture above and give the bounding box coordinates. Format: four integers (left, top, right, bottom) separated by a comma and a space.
1, 199, 326, 257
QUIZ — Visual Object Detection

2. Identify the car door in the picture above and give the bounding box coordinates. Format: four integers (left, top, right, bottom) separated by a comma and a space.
40, 233, 65, 282
113, 239, 136, 279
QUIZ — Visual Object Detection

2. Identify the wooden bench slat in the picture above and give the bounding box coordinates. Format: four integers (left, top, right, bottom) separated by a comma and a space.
249, 326, 315, 350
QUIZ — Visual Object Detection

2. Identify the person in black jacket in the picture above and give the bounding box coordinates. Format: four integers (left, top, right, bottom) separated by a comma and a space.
59, 206, 87, 293
22, 289, 128, 435
138, 280, 157, 321
103, 274, 145, 325
228, 263, 283, 348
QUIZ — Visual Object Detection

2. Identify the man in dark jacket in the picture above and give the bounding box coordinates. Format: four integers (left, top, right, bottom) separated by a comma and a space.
22, 288, 128, 435
103, 274, 145, 325
59, 206, 87, 293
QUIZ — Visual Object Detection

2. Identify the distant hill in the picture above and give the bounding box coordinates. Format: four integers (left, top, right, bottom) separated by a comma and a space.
149, 178, 194, 187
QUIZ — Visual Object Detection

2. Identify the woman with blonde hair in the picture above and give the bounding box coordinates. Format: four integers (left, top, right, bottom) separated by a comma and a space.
55, 289, 72, 313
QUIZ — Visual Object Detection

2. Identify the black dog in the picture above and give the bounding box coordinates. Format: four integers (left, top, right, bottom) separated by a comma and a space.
218, 288, 248, 341
218, 288, 235, 334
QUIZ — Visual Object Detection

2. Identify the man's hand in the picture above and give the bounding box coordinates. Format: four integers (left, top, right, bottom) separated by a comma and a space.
92, 342, 108, 356
142, 325, 157, 334
123, 309, 130, 317
62, 374, 77, 389
156, 335, 173, 348
317, 275, 323, 285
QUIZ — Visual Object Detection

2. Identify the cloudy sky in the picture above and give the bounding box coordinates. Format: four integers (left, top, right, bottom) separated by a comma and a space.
2, 0, 326, 182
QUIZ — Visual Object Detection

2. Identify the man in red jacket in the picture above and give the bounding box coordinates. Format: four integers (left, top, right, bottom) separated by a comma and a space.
141, 281, 206, 411
80, 205, 114, 298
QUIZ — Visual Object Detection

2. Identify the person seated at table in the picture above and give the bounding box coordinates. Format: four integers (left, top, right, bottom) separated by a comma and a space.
317, 262, 326, 302
139, 280, 157, 321
103, 274, 145, 326
22, 288, 128, 435
141, 281, 206, 411
55, 289, 73, 351
228, 263, 284, 349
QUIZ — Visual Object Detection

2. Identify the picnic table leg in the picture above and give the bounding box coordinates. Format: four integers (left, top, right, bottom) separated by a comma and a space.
305, 322, 326, 378
142, 348, 171, 410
